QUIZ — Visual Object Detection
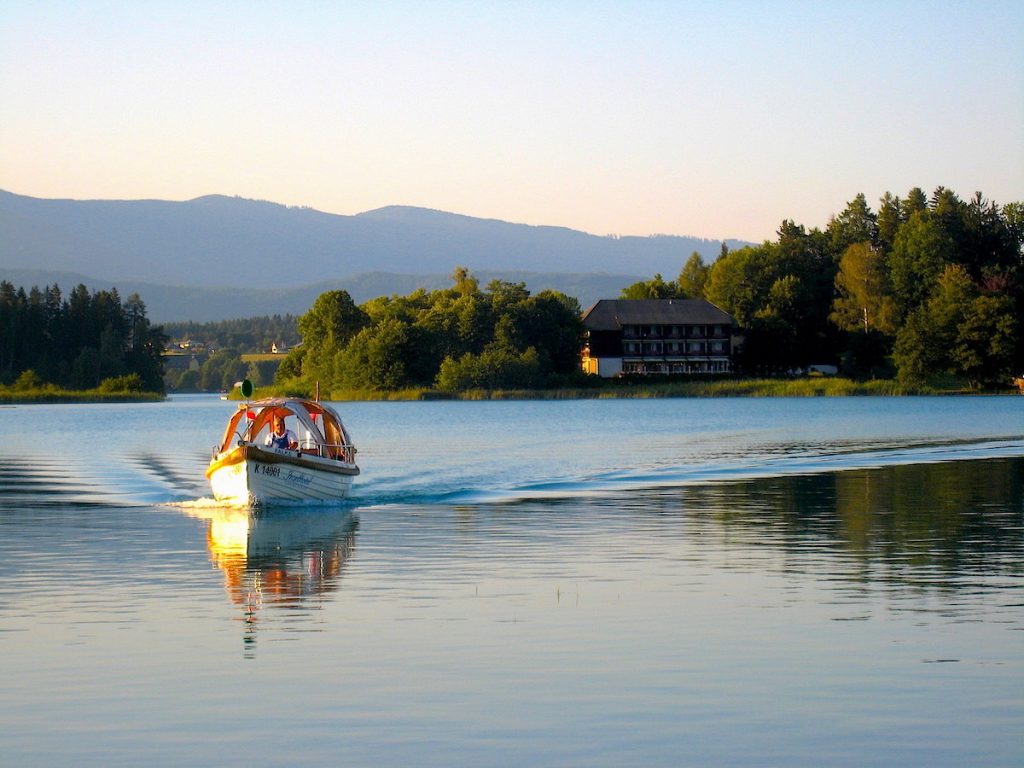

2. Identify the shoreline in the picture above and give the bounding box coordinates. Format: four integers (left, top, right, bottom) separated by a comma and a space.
213, 377, 1016, 402
0, 391, 165, 404
8, 379, 1015, 404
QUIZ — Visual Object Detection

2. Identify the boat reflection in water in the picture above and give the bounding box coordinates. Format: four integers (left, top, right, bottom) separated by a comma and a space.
186, 506, 358, 655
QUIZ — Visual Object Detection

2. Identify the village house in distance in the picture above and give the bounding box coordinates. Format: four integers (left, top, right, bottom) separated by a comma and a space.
581, 299, 736, 377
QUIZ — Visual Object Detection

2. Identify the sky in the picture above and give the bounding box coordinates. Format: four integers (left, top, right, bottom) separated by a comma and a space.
1, 0, 1022, 243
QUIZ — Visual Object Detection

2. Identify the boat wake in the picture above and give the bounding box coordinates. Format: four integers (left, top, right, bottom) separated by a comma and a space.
348, 434, 1024, 507
2, 435, 1021, 511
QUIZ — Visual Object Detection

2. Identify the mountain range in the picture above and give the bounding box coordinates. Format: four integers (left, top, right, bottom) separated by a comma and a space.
0, 190, 749, 321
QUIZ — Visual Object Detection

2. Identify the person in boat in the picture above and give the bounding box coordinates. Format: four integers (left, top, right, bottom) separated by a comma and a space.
265, 415, 298, 450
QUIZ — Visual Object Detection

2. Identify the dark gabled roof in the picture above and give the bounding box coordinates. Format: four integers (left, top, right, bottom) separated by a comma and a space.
581, 299, 734, 330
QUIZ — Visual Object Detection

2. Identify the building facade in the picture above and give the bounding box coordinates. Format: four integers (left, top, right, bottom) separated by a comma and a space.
581, 299, 735, 377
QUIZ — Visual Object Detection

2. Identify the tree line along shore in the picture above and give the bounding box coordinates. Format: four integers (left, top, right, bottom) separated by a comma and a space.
3, 186, 1021, 401
0, 282, 166, 401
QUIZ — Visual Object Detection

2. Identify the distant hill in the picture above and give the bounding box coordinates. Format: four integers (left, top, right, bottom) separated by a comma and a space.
0, 268, 647, 323
0, 190, 749, 291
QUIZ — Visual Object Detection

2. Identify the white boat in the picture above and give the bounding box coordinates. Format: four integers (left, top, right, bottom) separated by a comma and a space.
207, 397, 359, 505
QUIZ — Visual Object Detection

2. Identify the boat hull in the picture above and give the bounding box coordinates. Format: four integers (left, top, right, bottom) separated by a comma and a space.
207, 444, 358, 505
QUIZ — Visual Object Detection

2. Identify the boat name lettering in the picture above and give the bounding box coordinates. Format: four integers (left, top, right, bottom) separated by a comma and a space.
285, 469, 313, 487
254, 463, 280, 477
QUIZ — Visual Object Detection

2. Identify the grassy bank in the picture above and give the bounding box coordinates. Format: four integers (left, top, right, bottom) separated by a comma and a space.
0, 387, 165, 404
404, 378, 936, 400
215, 376, 1007, 402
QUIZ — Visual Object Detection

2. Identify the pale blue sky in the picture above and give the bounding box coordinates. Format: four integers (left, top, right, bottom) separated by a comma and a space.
1, 0, 1021, 241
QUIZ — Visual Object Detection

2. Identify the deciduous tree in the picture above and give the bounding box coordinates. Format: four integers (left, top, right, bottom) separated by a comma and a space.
831, 242, 897, 335
677, 252, 709, 299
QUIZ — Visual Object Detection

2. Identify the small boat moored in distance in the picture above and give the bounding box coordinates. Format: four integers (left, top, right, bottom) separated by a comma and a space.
206, 396, 359, 505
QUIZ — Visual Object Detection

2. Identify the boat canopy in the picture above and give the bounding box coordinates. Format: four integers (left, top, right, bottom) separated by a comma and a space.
216, 398, 355, 462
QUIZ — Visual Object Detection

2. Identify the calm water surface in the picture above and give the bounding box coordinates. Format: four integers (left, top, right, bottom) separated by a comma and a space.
0, 395, 1022, 766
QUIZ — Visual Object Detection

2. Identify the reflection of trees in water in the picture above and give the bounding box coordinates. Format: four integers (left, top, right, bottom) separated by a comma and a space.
202, 509, 358, 655
671, 458, 1024, 583
832, 459, 1022, 567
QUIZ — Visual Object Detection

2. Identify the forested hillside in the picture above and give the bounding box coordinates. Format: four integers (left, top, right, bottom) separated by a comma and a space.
0, 190, 745, 288
163, 315, 300, 352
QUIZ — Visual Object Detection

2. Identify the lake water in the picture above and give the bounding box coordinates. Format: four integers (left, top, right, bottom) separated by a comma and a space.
1, 395, 1022, 766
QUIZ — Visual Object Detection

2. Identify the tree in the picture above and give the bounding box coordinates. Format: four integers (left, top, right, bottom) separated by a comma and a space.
276, 346, 307, 382
72, 347, 102, 389
892, 264, 1016, 388
199, 350, 246, 391
122, 293, 167, 392
1003, 201, 1024, 269
953, 294, 1017, 387
13, 369, 45, 390
98, 373, 143, 393
775, 222, 836, 327
336, 318, 410, 391
893, 265, 975, 385
174, 369, 201, 391
876, 192, 903, 255
888, 211, 955, 316
451, 266, 479, 297
619, 273, 683, 300
436, 345, 542, 391
486, 279, 530, 311
959, 192, 1018, 280
892, 309, 938, 387
246, 360, 280, 387
503, 290, 583, 376
930, 186, 966, 251
831, 242, 897, 335
828, 193, 878, 255
677, 252, 709, 299
901, 187, 928, 219
704, 244, 777, 326
453, 293, 493, 356
297, 290, 368, 382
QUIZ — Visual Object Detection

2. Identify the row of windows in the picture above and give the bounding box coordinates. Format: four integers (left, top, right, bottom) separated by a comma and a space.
623, 360, 731, 375
623, 341, 727, 355
621, 324, 727, 339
